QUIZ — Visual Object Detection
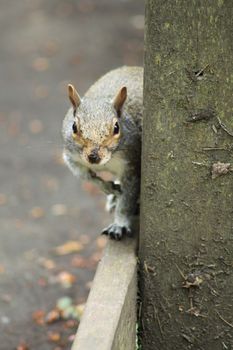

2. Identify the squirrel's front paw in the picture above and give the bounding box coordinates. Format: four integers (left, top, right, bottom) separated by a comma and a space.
102, 224, 131, 240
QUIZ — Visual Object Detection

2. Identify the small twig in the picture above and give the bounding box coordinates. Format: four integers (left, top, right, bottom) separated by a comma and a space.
216, 310, 233, 329
202, 147, 228, 151
188, 289, 193, 309
217, 116, 233, 137
153, 306, 164, 338
175, 263, 186, 280
192, 161, 209, 167
195, 64, 210, 78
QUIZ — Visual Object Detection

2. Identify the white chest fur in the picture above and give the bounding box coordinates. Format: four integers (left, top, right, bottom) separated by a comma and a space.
69, 151, 127, 179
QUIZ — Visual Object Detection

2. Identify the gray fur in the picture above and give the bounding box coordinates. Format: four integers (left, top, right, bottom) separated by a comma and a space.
62, 66, 143, 239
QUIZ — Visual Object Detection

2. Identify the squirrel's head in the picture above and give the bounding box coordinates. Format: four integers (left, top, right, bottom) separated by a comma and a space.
67, 84, 127, 166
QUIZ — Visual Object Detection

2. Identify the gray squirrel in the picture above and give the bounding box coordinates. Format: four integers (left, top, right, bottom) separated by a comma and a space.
62, 66, 143, 240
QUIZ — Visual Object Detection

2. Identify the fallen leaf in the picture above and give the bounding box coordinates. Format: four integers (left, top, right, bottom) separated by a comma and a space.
68, 334, 76, 342
56, 297, 72, 311
64, 319, 78, 329
16, 342, 29, 350
76, 303, 85, 318
43, 177, 59, 192
47, 331, 61, 343
38, 258, 56, 270
45, 309, 60, 324
51, 204, 67, 216
0, 194, 7, 206
32, 57, 50, 71
57, 271, 76, 288
0, 265, 5, 274
32, 310, 45, 325
30, 207, 45, 219
71, 256, 96, 269
55, 241, 83, 255
62, 305, 79, 320
34, 85, 49, 99
96, 236, 107, 249
29, 119, 43, 134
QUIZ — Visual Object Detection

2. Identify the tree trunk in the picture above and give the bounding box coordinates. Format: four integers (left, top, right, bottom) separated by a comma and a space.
139, 1, 233, 349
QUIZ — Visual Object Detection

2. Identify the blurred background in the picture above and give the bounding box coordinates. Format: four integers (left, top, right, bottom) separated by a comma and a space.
0, 0, 144, 349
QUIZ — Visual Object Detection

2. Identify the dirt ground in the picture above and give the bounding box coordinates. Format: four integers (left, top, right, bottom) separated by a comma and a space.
0, 0, 143, 349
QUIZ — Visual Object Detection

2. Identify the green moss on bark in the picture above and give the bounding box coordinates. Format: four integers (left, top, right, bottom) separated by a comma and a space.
139, 0, 233, 349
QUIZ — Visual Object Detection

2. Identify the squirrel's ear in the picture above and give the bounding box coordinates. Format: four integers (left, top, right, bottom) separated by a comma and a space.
113, 86, 127, 115
68, 84, 81, 110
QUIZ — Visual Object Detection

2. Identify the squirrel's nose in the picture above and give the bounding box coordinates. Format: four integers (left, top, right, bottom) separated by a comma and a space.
88, 150, 101, 164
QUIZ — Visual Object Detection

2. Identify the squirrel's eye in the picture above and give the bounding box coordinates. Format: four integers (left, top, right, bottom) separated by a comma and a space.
113, 121, 120, 135
72, 122, 78, 134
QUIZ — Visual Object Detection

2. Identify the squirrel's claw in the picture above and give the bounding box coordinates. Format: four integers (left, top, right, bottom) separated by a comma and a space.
101, 224, 131, 240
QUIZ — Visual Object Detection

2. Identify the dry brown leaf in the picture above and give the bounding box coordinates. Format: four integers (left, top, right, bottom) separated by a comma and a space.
51, 204, 67, 216
68, 334, 76, 343
64, 319, 78, 329
57, 271, 76, 288
39, 258, 56, 270
0, 265, 5, 274
96, 236, 107, 249
32, 310, 45, 325
34, 85, 49, 99
45, 309, 60, 324
55, 241, 83, 255
76, 303, 85, 317
32, 57, 50, 72
0, 194, 7, 206
30, 207, 45, 219
71, 256, 96, 269
47, 331, 61, 343
16, 342, 29, 350
29, 119, 43, 134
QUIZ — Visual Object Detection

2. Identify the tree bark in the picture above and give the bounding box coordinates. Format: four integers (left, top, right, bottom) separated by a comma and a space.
139, 1, 233, 349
